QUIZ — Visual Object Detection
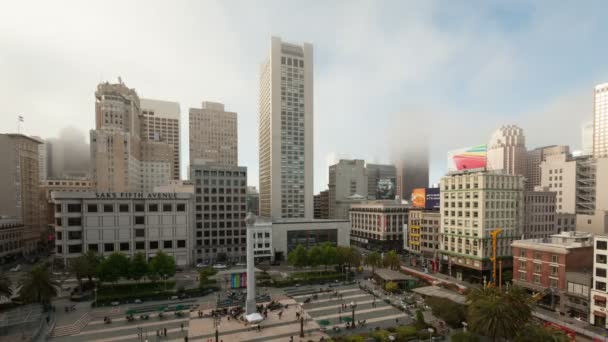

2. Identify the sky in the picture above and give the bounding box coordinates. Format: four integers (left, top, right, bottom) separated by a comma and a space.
1, 0, 608, 192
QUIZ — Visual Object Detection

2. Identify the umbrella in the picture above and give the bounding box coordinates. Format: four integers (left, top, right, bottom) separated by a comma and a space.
126, 309, 136, 315
245, 312, 264, 324
157, 306, 167, 312
175, 304, 185, 311
318, 320, 331, 326
342, 317, 353, 323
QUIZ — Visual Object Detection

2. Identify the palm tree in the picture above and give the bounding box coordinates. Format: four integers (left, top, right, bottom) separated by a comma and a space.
513, 324, 570, 342
383, 250, 401, 270
19, 264, 58, 304
364, 251, 382, 275
0, 273, 12, 299
466, 286, 533, 342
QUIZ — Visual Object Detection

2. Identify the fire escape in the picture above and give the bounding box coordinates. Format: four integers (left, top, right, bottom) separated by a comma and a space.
576, 157, 596, 215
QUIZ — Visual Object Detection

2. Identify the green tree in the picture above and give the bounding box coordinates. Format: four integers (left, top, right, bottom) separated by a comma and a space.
320, 242, 337, 270
0, 273, 12, 298
346, 247, 362, 271
365, 251, 382, 275
426, 296, 467, 328
385, 281, 399, 293
98, 252, 129, 285
513, 324, 570, 342
69, 256, 89, 292
19, 264, 58, 304
307, 245, 322, 271
199, 267, 217, 288
83, 250, 101, 283
451, 332, 481, 342
414, 309, 426, 330
148, 251, 176, 282
395, 325, 417, 341
129, 252, 148, 283
372, 329, 391, 342
287, 244, 309, 269
383, 250, 401, 270
467, 286, 533, 342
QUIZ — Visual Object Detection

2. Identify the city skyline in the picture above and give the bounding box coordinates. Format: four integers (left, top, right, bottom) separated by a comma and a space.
2, 1, 608, 192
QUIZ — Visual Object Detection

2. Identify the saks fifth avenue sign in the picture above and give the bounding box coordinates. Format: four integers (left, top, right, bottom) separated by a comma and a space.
95, 192, 178, 199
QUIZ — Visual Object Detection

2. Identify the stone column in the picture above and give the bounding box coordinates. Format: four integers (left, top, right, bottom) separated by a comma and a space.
245, 212, 257, 314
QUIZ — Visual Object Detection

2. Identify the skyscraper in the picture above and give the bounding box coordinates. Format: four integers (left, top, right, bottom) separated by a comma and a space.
328, 159, 367, 219
524, 145, 569, 191
594, 83, 608, 158
90, 80, 142, 192
486, 125, 527, 176
140, 99, 181, 180
366, 163, 397, 200
582, 120, 594, 156
395, 153, 429, 201
259, 36, 313, 219
189, 101, 237, 167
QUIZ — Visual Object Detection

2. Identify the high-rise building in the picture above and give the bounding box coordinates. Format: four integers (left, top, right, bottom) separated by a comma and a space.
0, 217, 25, 260
583, 120, 594, 156
523, 189, 557, 239
366, 163, 397, 200
44, 127, 91, 179
314, 190, 329, 219
141, 140, 173, 192
140, 99, 181, 180
440, 170, 524, 281
524, 145, 569, 191
594, 83, 608, 158
328, 159, 367, 219
0, 134, 43, 253
258, 36, 313, 219
37, 139, 48, 181
591, 235, 608, 328
189, 101, 237, 167
395, 154, 429, 202
90, 80, 142, 192
246, 186, 260, 216
540, 153, 577, 214
487, 125, 527, 175
350, 201, 408, 251
190, 165, 248, 264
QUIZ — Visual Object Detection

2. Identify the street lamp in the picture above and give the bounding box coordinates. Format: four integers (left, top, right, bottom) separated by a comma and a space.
299, 302, 304, 338
93, 287, 98, 308
427, 327, 434, 342
350, 301, 357, 328
461, 321, 468, 332
213, 315, 220, 342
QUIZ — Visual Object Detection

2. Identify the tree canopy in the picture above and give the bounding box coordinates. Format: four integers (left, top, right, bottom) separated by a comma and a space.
19, 264, 58, 304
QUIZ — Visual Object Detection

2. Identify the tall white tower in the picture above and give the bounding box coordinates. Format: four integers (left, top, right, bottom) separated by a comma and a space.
486, 125, 527, 175
594, 83, 608, 158
259, 37, 314, 219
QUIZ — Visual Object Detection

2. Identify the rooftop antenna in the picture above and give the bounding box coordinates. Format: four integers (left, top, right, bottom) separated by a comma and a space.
17, 115, 23, 134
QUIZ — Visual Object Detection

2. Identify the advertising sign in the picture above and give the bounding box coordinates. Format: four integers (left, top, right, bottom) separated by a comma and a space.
376, 177, 396, 200
447, 144, 487, 171
425, 187, 440, 209
412, 188, 426, 208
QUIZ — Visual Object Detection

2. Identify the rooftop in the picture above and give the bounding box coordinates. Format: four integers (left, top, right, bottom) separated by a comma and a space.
512, 231, 593, 249
374, 268, 415, 282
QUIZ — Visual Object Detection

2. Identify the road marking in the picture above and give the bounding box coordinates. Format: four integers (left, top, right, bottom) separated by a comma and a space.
76, 317, 188, 336
306, 299, 383, 313
291, 288, 360, 299
315, 306, 404, 320
301, 293, 368, 305
89, 327, 186, 342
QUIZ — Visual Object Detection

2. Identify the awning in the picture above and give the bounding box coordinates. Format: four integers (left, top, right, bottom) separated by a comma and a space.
245, 312, 264, 324
594, 295, 607, 301
594, 310, 606, 318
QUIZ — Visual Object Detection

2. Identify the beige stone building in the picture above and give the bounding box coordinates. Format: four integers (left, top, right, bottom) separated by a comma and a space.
259, 37, 314, 219
440, 170, 524, 281
525, 145, 569, 191
189, 101, 237, 167
487, 125, 527, 176
540, 153, 577, 214
141, 140, 173, 193
349, 201, 408, 251
153, 180, 194, 194
0, 217, 24, 260
594, 83, 608, 158
523, 189, 557, 239
328, 159, 368, 219
141, 99, 181, 180
406, 209, 440, 259
0, 134, 43, 254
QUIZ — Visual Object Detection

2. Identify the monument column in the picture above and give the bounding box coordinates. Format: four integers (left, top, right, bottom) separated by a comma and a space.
245, 212, 257, 314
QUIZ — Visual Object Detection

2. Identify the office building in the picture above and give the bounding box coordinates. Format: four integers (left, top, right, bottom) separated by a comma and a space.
328, 159, 367, 219
525, 145, 569, 191
583, 120, 594, 156
38, 139, 48, 181
366, 164, 397, 200
190, 165, 248, 264
90, 80, 142, 192
406, 209, 440, 261
140, 99, 181, 180
153, 180, 194, 194
189, 101, 237, 167
350, 201, 408, 251
0, 217, 24, 262
440, 170, 524, 281
0, 134, 43, 254
51, 191, 194, 266
395, 154, 429, 202
540, 153, 580, 214
246, 186, 260, 216
141, 140, 173, 192
259, 36, 313, 219
314, 190, 329, 219
512, 231, 593, 318
248, 217, 350, 262
594, 83, 608, 158
44, 127, 91, 179
591, 235, 608, 327
487, 125, 527, 176
523, 189, 557, 239
556, 213, 576, 234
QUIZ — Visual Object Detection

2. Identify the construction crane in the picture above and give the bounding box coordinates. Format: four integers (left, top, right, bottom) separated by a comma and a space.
489, 228, 503, 287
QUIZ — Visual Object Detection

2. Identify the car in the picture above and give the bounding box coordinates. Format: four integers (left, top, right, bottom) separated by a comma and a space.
212, 264, 227, 270
235, 262, 246, 267
196, 263, 208, 268
10, 264, 20, 272
134, 299, 142, 304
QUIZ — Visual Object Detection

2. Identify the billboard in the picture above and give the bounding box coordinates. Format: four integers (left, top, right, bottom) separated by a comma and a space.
411, 187, 440, 209
447, 144, 487, 171
376, 177, 396, 199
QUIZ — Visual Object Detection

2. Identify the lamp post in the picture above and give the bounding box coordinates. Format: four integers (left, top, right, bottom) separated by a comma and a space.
350, 301, 357, 328
461, 321, 468, 332
93, 287, 98, 308
299, 302, 304, 338
427, 327, 434, 342
213, 315, 220, 342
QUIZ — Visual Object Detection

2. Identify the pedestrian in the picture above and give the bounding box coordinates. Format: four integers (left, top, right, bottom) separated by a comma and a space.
156, 330, 159, 337
181, 322, 184, 331
339, 315, 342, 323
46, 316, 50, 324
184, 337, 188, 342
164, 328, 167, 336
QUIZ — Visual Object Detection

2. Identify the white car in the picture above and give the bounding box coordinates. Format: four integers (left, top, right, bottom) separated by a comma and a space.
196, 263, 208, 268
212, 264, 227, 270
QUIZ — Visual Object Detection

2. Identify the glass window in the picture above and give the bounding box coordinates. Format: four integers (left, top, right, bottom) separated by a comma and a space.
67, 217, 81, 226
149, 241, 159, 249
163, 204, 172, 212
87, 204, 98, 212
135, 216, 145, 225
597, 268, 607, 278
119, 242, 130, 251
135, 229, 145, 238
103, 204, 114, 212
88, 244, 98, 252
135, 203, 145, 212
119, 204, 129, 212
597, 240, 608, 250
67, 204, 82, 212
135, 241, 145, 250
177, 240, 186, 248
164, 240, 173, 249
176, 203, 186, 212
149, 204, 158, 212
104, 243, 114, 252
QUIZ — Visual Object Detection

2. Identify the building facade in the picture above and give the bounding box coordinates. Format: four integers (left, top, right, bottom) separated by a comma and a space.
395, 154, 429, 202
259, 36, 313, 219
140, 99, 181, 180
366, 164, 397, 200
594, 83, 608, 158
512, 232, 593, 317
406, 209, 440, 260
189, 101, 237, 167
51, 192, 194, 266
190, 165, 248, 264
440, 170, 524, 281
525, 145, 569, 191
246, 186, 260, 216
349, 201, 408, 251
141, 140, 173, 192
556, 213, 577, 234
0, 217, 24, 261
328, 159, 368, 219
314, 190, 329, 219
0, 134, 43, 254
591, 235, 608, 327
487, 125, 527, 176
523, 189, 557, 239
